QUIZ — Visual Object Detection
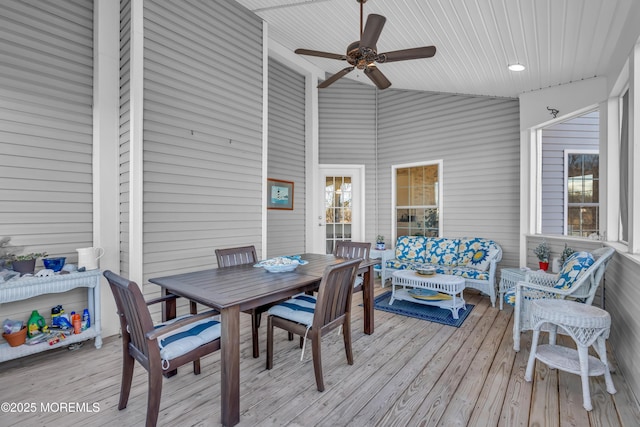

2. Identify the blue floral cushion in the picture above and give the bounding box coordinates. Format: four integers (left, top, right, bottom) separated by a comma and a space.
554, 251, 594, 290
385, 259, 450, 275
424, 238, 460, 266
450, 267, 490, 281
504, 286, 565, 306
504, 288, 516, 306
394, 236, 427, 262
466, 246, 499, 271
457, 238, 493, 264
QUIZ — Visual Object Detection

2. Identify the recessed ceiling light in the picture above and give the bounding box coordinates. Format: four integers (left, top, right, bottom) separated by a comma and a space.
508, 63, 525, 72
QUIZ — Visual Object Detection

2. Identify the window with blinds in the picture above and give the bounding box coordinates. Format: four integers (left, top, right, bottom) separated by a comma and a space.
395, 162, 441, 238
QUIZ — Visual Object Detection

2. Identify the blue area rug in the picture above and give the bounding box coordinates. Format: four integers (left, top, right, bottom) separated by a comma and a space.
371, 291, 473, 327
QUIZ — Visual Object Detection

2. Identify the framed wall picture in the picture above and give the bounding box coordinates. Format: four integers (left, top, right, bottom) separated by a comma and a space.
267, 178, 294, 210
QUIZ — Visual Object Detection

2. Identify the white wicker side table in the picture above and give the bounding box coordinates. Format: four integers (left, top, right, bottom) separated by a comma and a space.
524, 299, 616, 411
370, 248, 394, 283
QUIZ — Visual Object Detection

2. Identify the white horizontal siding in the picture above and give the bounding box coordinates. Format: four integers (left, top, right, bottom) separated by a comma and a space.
119, 0, 132, 278
377, 89, 521, 269
606, 253, 640, 403
267, 59, 306, 257
541, 110, 599, 234
318, 79, 378, 244
0, 0, 94, 329
141, 0, 263, 279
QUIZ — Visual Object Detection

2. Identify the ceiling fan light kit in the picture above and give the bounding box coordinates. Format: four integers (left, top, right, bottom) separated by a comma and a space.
295, 0, 437, 89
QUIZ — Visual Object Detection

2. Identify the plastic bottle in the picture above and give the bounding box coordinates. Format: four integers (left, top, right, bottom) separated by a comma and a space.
27, 310, 46, 338
81, 308, 91, 331
72, 313, 82, 334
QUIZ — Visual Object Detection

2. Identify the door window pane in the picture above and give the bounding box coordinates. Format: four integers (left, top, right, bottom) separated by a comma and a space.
325, 175, 352, 253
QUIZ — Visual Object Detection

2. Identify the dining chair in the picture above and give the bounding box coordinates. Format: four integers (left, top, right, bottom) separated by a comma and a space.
103, 270, 221, 427
333, 240, 370, 292
215, 245, 269, 358
265, 258, 361, 392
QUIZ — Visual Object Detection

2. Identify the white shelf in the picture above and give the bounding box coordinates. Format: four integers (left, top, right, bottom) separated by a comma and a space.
392, 288, 466, 318
391, 270, 466, 319
0, 270, 102, 362
0, 326, 98, 362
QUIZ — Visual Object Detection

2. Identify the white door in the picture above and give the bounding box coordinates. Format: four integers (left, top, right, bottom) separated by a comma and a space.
316, 165, 365, 254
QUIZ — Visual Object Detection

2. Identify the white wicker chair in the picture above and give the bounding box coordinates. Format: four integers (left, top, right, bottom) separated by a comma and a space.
512, 247, 615, 351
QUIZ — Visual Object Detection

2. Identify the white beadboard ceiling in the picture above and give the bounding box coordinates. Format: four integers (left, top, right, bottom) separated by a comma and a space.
236, 0, 638, 98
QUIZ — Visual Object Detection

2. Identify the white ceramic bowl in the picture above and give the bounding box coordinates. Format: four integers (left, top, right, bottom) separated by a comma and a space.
263, 263, 298, 273
258, 256, 299, 273
416, 266, 436, 276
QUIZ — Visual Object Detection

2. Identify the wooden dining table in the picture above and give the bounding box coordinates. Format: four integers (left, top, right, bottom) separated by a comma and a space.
149, 253, 379, 426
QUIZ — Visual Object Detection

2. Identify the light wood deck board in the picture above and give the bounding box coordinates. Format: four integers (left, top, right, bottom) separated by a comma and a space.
498, 327, 534, 427
438, 307, 512, 426
407, 300, 498, 426
375, 294, 489, 426
0, 280, 638, 427
529, 349, 561, 425
467, 315, 516, 426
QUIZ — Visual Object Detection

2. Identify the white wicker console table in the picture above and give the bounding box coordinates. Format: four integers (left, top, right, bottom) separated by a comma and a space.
0, 270, 102, 363
391, 270, 466, 319
524, 299, 616, 411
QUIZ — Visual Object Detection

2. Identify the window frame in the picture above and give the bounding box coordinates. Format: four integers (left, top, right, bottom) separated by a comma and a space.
564, 149, 600, 237
391, 160, 443, 243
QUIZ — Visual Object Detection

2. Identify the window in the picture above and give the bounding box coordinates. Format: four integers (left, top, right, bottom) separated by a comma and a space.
565, 151, 599, 237
394, 162, 441, 239
325, 175, 352, 253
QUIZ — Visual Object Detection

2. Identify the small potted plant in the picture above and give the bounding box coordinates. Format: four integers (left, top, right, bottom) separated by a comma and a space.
9, 252, 48, 276
0, 237, 21, 270
533, 241, 551, 271
559, 243, 575, 267
376, 235, 385, 250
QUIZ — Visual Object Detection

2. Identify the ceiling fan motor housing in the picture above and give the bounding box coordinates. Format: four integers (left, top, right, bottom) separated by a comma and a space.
347, 41, 378, 69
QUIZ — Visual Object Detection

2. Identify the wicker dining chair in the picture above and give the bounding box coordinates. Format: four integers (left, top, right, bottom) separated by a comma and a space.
333, 240, 370, 292
104, 270, 221, 427
215, 245, 271, 358
265, 258, 361, 392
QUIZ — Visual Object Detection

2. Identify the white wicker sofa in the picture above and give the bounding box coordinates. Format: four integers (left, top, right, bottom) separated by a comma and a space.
381, 236, 502, 307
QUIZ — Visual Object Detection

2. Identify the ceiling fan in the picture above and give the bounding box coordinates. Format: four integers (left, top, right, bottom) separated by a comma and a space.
295, 0, 436, 90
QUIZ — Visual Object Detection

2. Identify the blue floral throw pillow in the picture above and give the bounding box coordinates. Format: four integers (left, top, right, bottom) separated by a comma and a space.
554, 251, 594, 290
466, 246, 498, 271
394, 236, 426, 262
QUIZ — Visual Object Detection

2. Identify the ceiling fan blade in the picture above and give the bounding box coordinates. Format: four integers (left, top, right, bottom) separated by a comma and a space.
360, 14, 386, 50
318, 67, 355, 88
364, 65, 391, 90
377, 46, 437, 63
295, 48, 347, 61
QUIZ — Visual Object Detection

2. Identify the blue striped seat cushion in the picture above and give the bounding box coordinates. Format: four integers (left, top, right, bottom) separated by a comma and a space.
156, 315, 221, 362
268, 293, 316, 326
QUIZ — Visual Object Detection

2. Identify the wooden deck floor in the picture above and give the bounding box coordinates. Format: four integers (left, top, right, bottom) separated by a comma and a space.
1, 280, 639, 426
